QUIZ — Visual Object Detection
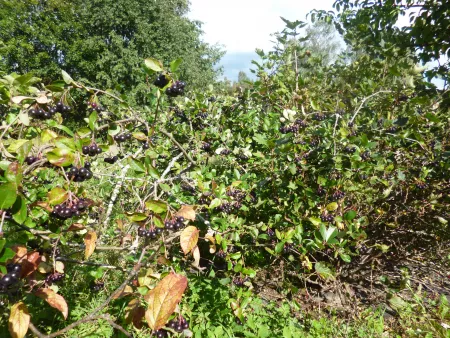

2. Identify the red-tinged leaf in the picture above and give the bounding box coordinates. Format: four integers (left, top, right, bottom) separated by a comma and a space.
176, 205, 196, 221
84, 231, 97, 259
35, 288, 68, 319
46, 148, 74, 167
144, 273, 188, 330
112, 285, 134, 299
8, 302, 30, 338
21, 251, 41, 277
33, 201, 53, 212
67, 223, 85, 231
180, 226, 199, 255
125, 299, 145, 329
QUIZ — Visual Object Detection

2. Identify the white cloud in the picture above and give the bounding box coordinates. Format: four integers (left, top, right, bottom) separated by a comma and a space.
188, 0, 336, 53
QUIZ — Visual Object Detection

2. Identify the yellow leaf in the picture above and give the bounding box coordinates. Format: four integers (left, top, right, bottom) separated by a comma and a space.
144, 273, 188, 331
8, 302, 30, 338
112, 285, 134, 299
176, 205, 196, 221
180, 226, 199, 255
84, 231, 97, 259
35, 288, 68, 319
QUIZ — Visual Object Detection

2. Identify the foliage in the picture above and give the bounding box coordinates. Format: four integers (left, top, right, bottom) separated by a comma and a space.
0, 0, 224, 100
0, 3, 449, 338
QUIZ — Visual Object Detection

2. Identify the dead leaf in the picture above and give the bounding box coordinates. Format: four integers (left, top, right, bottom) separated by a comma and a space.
11, 246, 28, 263
21, 251, 41, 277
192, 246, 201, 268
35, 288, 68, 319
67, 223, 85, 231
176, 205, 196, 221
125, 299, 145, 329
84, 231, 97, 259
112, 285, 134, 299
8, 302, 30, 338
180, 226, 199, 255
55, 261, 65, 273
38, 261, 52, 274
205, 234, 216, 254
144, 273, 188, 331
34, 201, 53, 212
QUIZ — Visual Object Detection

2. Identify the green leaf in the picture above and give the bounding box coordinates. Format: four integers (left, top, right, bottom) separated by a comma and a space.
344, 210, 357, 221
326, 202, 338, 211
132, 132, 147, 141
89, 110, 98, 131
145, 200, 167, 214
126, 213, 147, 222
308, 217, 321, 226
0, 248, 15, 263
0, 239, 5, 253
144, 58, 163, 72
319, 224, 338, 243
339, 253, 351, 263
310, 99, 320, 111
61, 70, 74, 84
11, 195, 27, 224
170, 58, 183, 72
209, 198, 221, 209
315, 262, 335, 280
47, 187, 69, 205
5, 162, 22, 186
253, 134, 268, 146
46, 148, 75, 167
0, 182, 17, 209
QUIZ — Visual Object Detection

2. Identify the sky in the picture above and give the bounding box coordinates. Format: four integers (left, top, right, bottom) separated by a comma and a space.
188, 0, 337, 80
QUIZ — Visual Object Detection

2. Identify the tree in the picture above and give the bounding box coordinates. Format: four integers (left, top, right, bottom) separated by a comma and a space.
302, 21, 343, 65
0, 0, 224, 97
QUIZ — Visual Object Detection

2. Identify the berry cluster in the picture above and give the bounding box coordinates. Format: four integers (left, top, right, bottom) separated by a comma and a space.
233, 277, 249, 287
198, 193, 212, 205
91, 281, 105, 292
197, 112, 208, 119
67, 163, 93, 182
166, 81, 186, 97
279, 124, 299, 134
45, 273, 64, 284
88, 102, 105, 113
217, 202, 241, 214
142, 142, 150, 150
313, 113, 326, 121
51, 199, 88, 219
154, 73, 170, 89
29, 102, 71, 120
361, 151, 371, 160
310, 138, 320, 147
164, 216, 185, 231
25, 155, 39, 165
220, 149, 231, 155
387, 126, 398, 133
266, 228, 275, 238
344, 146, 356, 154
215, 249, 227, 259
181, 183, 195, 193
0, 264, 21, 289
320, 213, 334, 223
167, 316, 189, 333
114, 132, 132, 143
138, 226, 163, 239
236, 154, 248, 161
416, 182, 428, 189
155, 329, 168, 338
82, 143, 102, 156
104, 156, 119, 164
317, 186, 326, 196
226, 189, 246, 201
332, 190, 345, 200
283, 243, 293, 253
294, 119, 308, 127
201, 142, 212, 151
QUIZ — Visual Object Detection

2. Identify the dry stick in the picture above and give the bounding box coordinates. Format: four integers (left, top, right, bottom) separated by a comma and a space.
159, 130, 196, 166
56, 257, 125, 271
349, 90, 392, 124
29, 244, 158, 338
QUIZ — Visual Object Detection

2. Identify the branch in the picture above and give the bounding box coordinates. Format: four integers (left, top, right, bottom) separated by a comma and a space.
159, 129, 196, 166
56, 257, 126, 271
349, 90, 392, 124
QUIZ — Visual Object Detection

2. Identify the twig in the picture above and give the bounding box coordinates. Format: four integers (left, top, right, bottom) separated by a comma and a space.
56, 257, 126, 271
350, 90, 392, 124
159, 130, 196, 166
23, 159, 48, 175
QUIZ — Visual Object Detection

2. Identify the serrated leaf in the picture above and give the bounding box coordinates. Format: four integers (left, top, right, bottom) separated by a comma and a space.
0, 182, 17, 209
61, 70, 73, 84
144, 273, 188, 331
47, 187, 68, 205
8, 302, 30, 338
144, 58, 163, 72
145, 200, 167, 214
180, 226, 199, 255
84, 231, 97, 259
35, 288, 68, 319
176, 205, 196, 221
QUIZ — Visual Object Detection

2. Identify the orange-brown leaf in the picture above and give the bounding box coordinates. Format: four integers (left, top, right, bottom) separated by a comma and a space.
112, 285, 134, 299
11, 246, 28, 263
21, 251, 41, 277
180, 226, 199, 255
67, 223, 85, 231
84, 231, 97, 259
8, 302, 30, 338
176, 205, 196, 221
35, 288, 68, 319
144, 273, 188, 331
125, 299, 145, 329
